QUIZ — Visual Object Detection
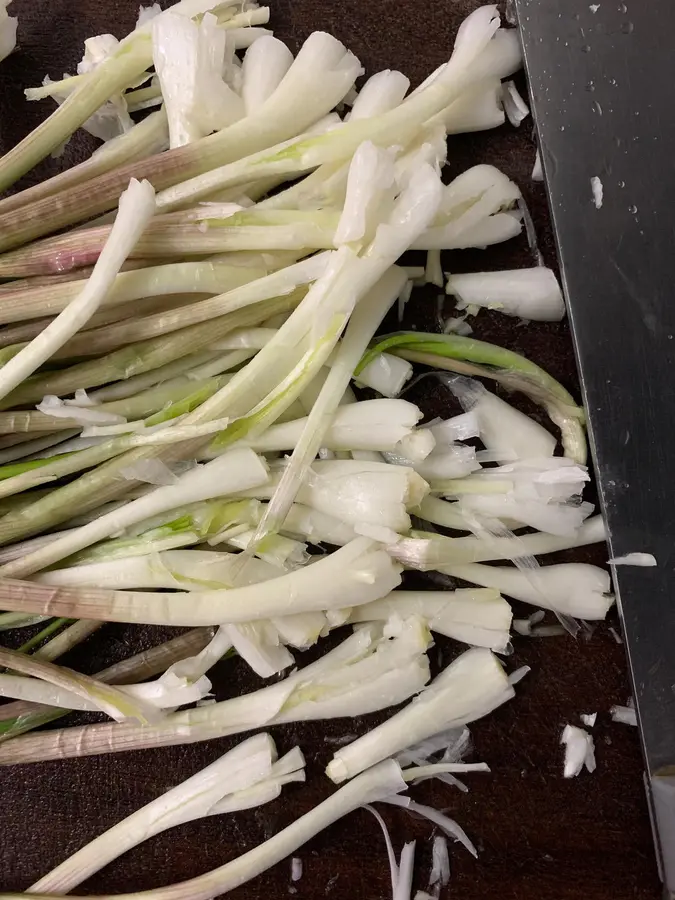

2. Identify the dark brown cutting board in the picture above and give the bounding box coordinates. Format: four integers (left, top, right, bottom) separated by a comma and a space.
0, 1, 660, 897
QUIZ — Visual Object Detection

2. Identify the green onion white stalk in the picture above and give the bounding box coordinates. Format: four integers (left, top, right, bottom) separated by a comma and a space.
0, 28, 363, 250
441, 562, 614, 619
0, 619, 430, 763
385, 443, 479, 483
30, 734, 305, 893
237, 398, 423, 455
0, 447, 269, 576
394, 515, 606, 566
241, 35, 293, 114
326, 647, 514, 782
0, 179, 155, 403
0, 666, 211, 713
346, 69, 410, 121
70, 498, 261, 564
0, 646, 161, 724
86, 348, 232, 402
446, 375, 556, 462
1, 293, 293, 409
413, 494, 482, 531
35, 549, 282, 591
153, 12, 245, 148
441, 78, 504, 132
252, 264, 416, 544
348, 588, 512, 650
0, 213, 337, 280
0, 260, 265, 326
0, 627, 218, 742
222, 620, 295, 677
51, 254, 327, 358
357, 331, 587, 463
446, 267, 564, 321
354, 352, 413, 397
436, 458, 593, 537
0, 537, 402, 625
237, 459, 428, 532
220, 530, 309, 571
0, 110, 168, 217
281, 503, 356, 546
13, 760, 406, 900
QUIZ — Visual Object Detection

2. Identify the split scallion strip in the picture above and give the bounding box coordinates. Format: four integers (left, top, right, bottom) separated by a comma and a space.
0, 537, 402, 624
326, 647, 514, 782
0, 110, 169, 217
0, 178, 156, 405
0, 628, 214, 741
356, 330, 586, 462
0, 28, 364, 251
0, 619, 431, 763
30, 734, 305, 893
7, 759, 410, 900
0, 646, 161, 724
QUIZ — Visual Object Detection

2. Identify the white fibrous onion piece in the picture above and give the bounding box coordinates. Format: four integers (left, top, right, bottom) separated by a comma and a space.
384, 794, 477, 858
611, 705, 637, 726
591, 175, 603, 209
508, 665, 529, 686
501, 80, 529, 127
334, 141, 395, 245
425, 249, 444, 287
446, 267, 565, 321
580, 712, 597, 728
441, 561, 614, 620
119, 459, 180, 485
429, 835, 450, 888
608, 552, 657, 567
531, 149, 543, 182
355, 352, 414, 398
136, 3, 161, 27
444, 314, 473, 336
429, 412, 480, 443
404, 729, 470, 769
445, 375, 556, 462
37, 395, 127, 426
326, 648, 512, 783
561, 723, 596, 777
364, 804, 399, 897
394, 841, 416, 900
152, 12, 244, 149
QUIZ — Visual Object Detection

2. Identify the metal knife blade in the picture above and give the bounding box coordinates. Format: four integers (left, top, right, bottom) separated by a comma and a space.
514, 0, 675, 892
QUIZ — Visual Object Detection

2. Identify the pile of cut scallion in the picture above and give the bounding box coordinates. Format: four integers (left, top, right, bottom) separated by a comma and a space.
0, 2, 622, 897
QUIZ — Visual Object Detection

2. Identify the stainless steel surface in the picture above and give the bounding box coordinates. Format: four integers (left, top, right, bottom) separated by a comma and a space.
515, 0, 675, 886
